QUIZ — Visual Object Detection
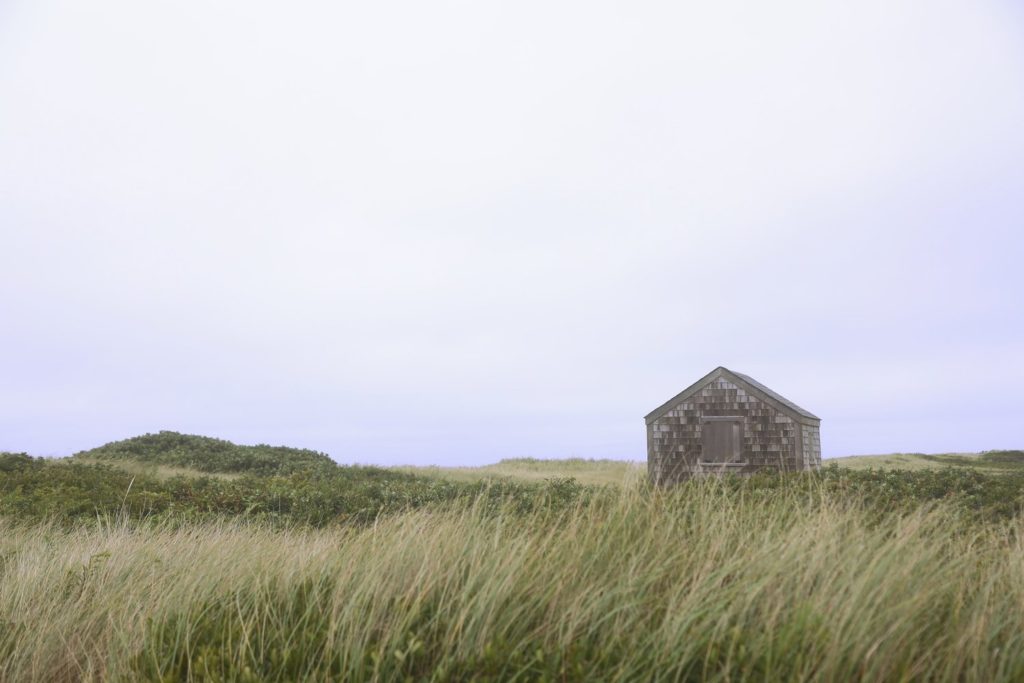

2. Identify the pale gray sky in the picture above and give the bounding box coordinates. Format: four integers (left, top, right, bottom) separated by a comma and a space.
1, 0, 1022, 463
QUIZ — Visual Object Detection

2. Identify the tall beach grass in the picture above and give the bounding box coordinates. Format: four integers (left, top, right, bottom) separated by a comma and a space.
2, 481, 1023, 682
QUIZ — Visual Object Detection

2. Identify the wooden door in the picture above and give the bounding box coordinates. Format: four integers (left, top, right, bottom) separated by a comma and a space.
702, 419, 742, 463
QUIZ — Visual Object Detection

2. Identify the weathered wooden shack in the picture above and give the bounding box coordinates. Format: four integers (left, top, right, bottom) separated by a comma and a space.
646, 367, 821, 483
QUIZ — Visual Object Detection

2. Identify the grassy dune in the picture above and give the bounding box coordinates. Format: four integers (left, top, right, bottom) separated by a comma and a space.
73, 431, 336, 476
394, 457, 645, 486
2, 483, 1023, 682
830, 450, 1024, 473
827, 453, 963, 470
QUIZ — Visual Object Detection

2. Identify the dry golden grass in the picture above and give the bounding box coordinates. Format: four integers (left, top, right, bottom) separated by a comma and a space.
2, 483, 1024, 682
393, 457, 644, 487
828, 452, 986, 470
64, 457, 242, 480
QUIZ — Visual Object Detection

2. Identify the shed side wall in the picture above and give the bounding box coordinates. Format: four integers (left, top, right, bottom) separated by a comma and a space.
801, 424, 822, 469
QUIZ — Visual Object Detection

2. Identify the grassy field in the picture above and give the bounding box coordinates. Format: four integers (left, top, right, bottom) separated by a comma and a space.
395, 457, 644, 487
411, 451, 1024, 482
3, 483, 1024, 682
3, 433, 1024, 681
50, 450, 1021, 484
398, 451, 1024, 485
828, 450, 1024, 473
827, 452, 964, 470
60, 451, 1019, 484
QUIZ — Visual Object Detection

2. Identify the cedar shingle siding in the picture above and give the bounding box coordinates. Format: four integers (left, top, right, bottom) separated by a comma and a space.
646, 367, 821, 483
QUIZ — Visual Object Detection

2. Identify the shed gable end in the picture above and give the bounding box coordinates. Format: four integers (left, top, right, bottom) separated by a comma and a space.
645, 367, 817, 426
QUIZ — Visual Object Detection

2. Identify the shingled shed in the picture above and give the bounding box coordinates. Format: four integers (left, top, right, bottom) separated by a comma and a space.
646, 367, 821, 483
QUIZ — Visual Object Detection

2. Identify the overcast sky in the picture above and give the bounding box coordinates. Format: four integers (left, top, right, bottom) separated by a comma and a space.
1, 0, 1022, 464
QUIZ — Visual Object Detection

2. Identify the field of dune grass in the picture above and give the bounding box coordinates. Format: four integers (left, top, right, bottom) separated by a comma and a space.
3, 479, 1024, 682
828, 450, 1024, 474
393, 457, 645, 486
396, 450, 1024, 484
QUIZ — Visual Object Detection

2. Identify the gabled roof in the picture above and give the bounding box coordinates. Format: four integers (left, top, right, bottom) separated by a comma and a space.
644, 366, 820, 425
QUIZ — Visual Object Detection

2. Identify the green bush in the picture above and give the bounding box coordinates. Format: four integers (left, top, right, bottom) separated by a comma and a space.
74, 431, 336, 475
0, 452, 588, 527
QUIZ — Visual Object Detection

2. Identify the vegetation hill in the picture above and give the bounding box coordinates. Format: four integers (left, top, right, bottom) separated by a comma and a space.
74, 431, 336, 476
830, 450, 1024, 473
396, 457, 644, 486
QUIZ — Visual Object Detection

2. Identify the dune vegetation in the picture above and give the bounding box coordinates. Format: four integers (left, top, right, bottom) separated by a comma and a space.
73, 431, 337, 476
2, 433, 1024, 681
394, 457, 645, 487
3, 482, 1024, 682
828, 450, 1024, 473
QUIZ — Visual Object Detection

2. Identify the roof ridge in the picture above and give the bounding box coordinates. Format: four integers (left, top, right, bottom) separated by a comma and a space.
722, 368, 819, 420
644, 367, 819, 423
